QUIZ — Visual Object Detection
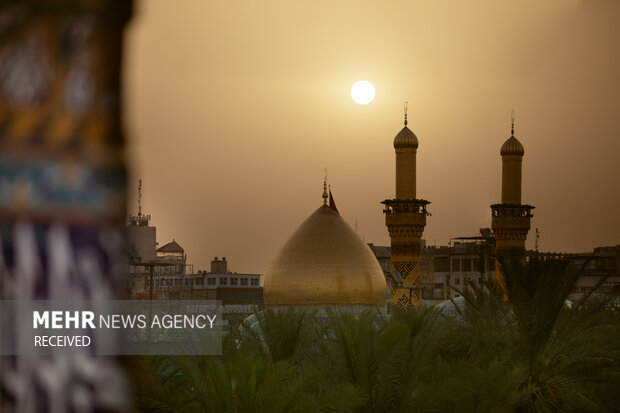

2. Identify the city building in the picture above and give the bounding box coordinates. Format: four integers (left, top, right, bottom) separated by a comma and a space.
369, 237, 620, 306
126, 181, 262, 306
127, 179, 156, 262
538, 245, 620, 302
205, 257, 263, 306
126, 180, 192, 299
423, 231, 496, 304
370, 228, 497, 306
130, 255, 262, 302
571, 245, 620, 300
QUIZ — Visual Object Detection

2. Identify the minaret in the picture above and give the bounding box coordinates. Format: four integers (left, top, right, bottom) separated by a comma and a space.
382, 103, 430, 307
491, 114, 535, 288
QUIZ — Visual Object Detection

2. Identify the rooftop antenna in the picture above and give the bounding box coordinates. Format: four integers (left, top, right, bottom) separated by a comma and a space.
322, 168, 328, 205
129, 179, 150, 227
138, 179, 142, 218
404, 101, 408, 126
511, 109, 515, 136
535, 228, 540, 252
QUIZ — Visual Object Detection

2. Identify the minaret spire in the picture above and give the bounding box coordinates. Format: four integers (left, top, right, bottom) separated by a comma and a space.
322, 168, 328, 205
404, 101, 408, 126
511, 109, 515, 137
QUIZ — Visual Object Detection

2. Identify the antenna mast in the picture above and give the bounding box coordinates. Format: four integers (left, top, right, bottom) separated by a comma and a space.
138, 179, 142, 218
129, 179, 150, 227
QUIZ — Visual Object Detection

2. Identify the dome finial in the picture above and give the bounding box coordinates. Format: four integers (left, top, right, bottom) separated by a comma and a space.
404, 101, 408, 126
322, 168, 328, 205
501, 110, 524, 156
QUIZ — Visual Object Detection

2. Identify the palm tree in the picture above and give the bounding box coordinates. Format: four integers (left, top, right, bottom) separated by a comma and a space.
311, 307, 450, 412
499, 255, 620, 411
238, 307, 316, 363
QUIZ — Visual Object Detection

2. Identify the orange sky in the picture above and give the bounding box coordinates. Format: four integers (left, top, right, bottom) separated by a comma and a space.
124, 0, 620, 274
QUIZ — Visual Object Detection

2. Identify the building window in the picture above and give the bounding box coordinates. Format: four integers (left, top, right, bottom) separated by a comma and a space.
454, 277, 460, 285
452, 259, 461, 272
473, 258, 483, 272
220, 277, 228, 286
488, 259, 495, 271
463, 259, 472, 272
251, 278, 259, 286
231, 278, 238, 286
185, 279, 191, 286
240, 278, 248, 286
207, 277, 216, 286
195, 277, 204, 285
435, 257, 449, 272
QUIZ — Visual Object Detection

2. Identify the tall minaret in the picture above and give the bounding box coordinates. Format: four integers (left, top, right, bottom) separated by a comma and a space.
491, 115, 535, 288
382, 104, 430, 307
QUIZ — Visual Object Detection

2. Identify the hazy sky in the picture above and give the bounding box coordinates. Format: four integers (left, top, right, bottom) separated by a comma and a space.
124, 0, 620, 274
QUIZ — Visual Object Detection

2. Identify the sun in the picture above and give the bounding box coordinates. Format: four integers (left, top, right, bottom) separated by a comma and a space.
351, 80, 375, 105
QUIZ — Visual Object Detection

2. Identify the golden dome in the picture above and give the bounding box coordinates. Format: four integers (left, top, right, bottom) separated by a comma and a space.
500, 136, 524, 156
264, 204, 387, 306
393, 126, 418, 149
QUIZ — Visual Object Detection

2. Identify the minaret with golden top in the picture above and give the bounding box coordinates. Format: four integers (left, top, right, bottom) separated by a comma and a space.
382, 103, 430, 307
491, 114, 535, 288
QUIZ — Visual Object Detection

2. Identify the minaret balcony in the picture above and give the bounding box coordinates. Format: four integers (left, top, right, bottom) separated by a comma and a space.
491, 204, 534, 232
382, 199, 430, 215
491, 204, 534, 218
382, 199, 430, 228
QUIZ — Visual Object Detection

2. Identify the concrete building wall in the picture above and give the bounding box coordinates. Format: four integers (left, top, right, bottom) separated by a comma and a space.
127, 225, 157, 262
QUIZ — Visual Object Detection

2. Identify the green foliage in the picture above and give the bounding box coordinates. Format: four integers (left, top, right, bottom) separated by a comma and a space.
130, 256, 620, 412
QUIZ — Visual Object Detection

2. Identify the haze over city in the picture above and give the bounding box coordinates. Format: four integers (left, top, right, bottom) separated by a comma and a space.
124, 0, 620, 274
